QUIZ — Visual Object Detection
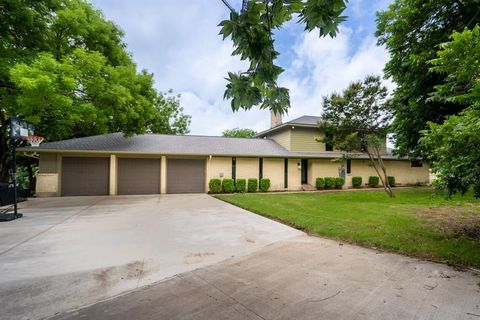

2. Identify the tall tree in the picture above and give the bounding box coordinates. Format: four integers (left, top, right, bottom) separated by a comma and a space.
222, 128, 256, 138
219, 0, 347, 116
148, 91, 191, 135
320, 75, 395, 197
421, 26, 480, 198
0, 0, 190, 182
376, 0, 480, 157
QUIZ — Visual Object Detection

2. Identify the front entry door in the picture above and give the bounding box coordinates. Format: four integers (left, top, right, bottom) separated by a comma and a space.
301, 159, 308, 184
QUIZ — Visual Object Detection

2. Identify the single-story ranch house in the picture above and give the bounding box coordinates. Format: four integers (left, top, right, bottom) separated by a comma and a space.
23, 114, 429, 197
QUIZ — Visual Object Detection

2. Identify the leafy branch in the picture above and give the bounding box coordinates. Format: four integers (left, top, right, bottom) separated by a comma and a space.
219, 0, 347, 115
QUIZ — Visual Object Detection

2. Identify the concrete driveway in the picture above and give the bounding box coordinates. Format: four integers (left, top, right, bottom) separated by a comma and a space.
54, 236, 480, 320
0, 195, 302, 320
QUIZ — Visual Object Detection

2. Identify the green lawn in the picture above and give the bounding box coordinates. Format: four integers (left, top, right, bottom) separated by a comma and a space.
217, 188, 480, 268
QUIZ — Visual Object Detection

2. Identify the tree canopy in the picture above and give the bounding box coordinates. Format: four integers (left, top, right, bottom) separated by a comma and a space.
222, 128, 257, 138
320, 75, 395, 197
421, 26, 480, 198
375, 0, 480, 157
219, 0, 347, 116
0, 0, 190, 181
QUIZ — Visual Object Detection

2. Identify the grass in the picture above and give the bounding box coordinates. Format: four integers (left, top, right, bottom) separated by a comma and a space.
217, 188, 480, 268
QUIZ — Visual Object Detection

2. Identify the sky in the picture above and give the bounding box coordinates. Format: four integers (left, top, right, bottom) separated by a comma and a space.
91, 0, 393, 136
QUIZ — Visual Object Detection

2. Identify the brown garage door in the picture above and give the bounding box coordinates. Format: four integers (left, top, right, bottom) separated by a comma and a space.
117, 158, 160, 195
61, 157, 109, 196
167, 159, 205, 193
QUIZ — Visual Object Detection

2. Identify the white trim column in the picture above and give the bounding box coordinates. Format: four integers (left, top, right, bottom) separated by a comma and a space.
56, 154, 62, 196
109, 154, 117, 195
160, 156, 167, 194
205, 155, 212, 192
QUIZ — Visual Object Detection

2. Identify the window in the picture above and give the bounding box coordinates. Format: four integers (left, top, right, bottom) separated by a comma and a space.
284, 158, 288, 188
325, 132, 333, 151
259, 158, 263, 179
411, 160, 423, 167
232, 157, 236, 180
346, 159, 351, 174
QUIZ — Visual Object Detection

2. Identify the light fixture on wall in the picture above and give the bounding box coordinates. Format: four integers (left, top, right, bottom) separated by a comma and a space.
297, 162, 301, 170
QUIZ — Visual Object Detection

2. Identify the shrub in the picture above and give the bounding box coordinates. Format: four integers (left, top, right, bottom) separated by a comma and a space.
208, 178, 222, 193
334, 177, 345, 189
259, 178, 271, 192
368, 176, 380, 187
247, 178, 258, 193
222, 178, 235, 193
235, 178, 246, 193
324, 177, 335, 189
388, 176, 396, 187
315, 177, 325, 190
352, 176, 362, 188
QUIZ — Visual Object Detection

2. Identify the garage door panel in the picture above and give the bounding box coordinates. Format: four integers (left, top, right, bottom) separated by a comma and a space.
62, 157, 109, 196
167, 159, 205, 194
117, 158, 160, 195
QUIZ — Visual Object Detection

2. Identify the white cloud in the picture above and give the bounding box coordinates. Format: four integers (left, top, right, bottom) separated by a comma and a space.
279, 27, 393, 122
92, 0, 392, 135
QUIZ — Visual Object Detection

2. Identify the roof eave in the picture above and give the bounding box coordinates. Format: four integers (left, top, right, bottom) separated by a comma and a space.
255, 123, 319, 137
19, 147, 411, 160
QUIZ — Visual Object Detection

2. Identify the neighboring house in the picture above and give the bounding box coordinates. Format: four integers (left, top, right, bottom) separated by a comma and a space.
24, 113, 429, 197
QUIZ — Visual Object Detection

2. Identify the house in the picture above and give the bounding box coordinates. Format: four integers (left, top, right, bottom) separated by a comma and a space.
26, 113, 429, 197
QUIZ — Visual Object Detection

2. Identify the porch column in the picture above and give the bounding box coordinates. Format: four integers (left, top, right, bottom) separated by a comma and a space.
160, 156, 167, 194
109, 154, 117, 195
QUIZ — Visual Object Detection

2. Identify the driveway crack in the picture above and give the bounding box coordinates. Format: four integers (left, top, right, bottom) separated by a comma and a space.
190, 270, 267, 320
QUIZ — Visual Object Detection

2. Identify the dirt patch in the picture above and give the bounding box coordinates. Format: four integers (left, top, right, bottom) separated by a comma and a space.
416, 206, 480, 240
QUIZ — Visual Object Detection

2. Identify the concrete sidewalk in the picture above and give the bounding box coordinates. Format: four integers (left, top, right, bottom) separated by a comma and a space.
53, 235, 480, 320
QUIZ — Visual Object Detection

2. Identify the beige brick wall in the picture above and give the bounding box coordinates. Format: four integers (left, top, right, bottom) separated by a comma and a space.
288, 158, 302, 190
236, 157, 259, 179
39, 153, 57, 173
263, 158, 285, 191
344, 159, 429, 187
308, 159, 342, 185
385, 160, 429, 185
209, 156, 232, 179
36, 173, 59, 197
36, 152, 429, 196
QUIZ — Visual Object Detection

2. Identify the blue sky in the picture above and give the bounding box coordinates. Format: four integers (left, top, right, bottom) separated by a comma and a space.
91, 0, 393, 135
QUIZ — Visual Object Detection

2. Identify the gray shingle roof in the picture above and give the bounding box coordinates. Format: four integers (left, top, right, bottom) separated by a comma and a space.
22, 133, 293, 157
285, 115, 322, 126
255, 115, 322, 137
20, 132, 403, 160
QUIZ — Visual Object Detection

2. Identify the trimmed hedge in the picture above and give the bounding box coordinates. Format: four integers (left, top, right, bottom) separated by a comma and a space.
259, 178, 271, 192
352, 176, 362, 188
368, 176, 380, 187
222, 178, 235, 193
247, 178, 258, 193
388, 176, 396, 187
235, 178, 246, 193
334, 177, 345, 189
324, 177, 335, 189
208, 178, 222, 193
315, 177, 325, 190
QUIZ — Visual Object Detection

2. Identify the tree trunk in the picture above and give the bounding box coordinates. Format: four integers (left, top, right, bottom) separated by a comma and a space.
0, 110, 9, 183
373, 143, 395, 197
366, 150, 395, 198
